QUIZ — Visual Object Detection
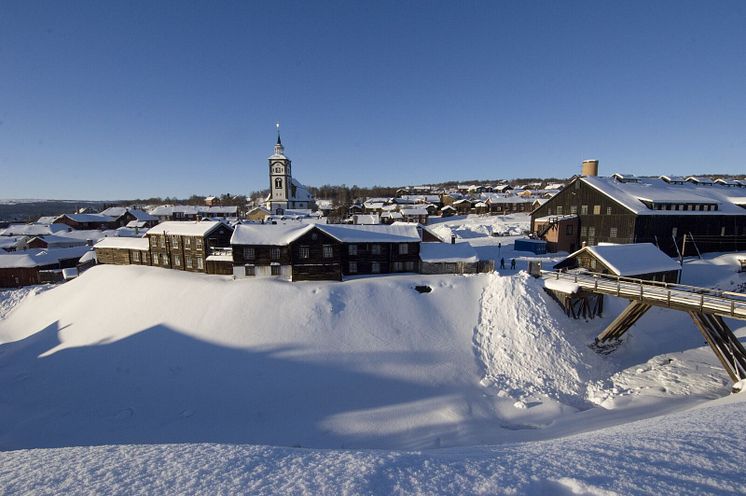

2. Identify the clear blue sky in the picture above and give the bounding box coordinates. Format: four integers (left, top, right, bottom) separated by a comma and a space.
1, 1, 745, 200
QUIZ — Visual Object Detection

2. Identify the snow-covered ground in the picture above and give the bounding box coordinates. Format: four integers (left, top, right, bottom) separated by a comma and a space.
0, 214, 744, 494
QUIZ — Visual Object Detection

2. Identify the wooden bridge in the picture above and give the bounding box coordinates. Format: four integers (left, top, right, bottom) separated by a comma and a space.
542, 270, 746, 382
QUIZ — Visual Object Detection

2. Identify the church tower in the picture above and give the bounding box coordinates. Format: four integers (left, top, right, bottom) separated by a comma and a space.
268, 124, 292, 214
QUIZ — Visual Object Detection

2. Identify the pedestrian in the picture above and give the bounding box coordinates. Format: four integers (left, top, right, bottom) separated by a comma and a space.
500, 257, 505, 269
511, 258, 516, 270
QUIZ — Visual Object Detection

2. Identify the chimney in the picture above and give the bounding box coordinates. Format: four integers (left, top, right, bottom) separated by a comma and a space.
581, 159, 599, 177
451, 235, 456, 244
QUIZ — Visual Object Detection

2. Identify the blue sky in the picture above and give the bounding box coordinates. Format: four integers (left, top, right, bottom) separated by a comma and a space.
1, 1, 745, 200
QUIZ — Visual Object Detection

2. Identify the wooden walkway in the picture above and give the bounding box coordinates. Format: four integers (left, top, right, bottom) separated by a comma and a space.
542, 270, 746, 382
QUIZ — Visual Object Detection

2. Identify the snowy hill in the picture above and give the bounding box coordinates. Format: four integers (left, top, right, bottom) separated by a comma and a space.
0, 257, 744, 493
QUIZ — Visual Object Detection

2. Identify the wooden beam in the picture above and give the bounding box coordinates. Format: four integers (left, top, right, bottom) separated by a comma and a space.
689, 311, 746, 382
596, 301, 651, 343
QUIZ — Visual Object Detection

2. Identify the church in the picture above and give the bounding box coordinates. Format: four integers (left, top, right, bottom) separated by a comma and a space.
265, 127, 315, 215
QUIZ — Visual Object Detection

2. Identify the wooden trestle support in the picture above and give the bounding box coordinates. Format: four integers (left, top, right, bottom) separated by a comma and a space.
595, 300, 746, 382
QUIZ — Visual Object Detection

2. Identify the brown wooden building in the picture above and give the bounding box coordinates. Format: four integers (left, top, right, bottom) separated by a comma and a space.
554, 243, 681, 283
55, 213, 118, 230
531, 175, 746, 257
95, 237, 151, 266
146, 221, 233, 273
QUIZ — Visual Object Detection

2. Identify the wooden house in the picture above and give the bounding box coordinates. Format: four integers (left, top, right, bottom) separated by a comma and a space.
532, 215, 579, 253
99, 207, 158, 228
419, 242, 481, 274
0, 246, 93, 287
553, 243, 681, 283
230, 223, 426, 281
146, 221, 233, 273
55, 213, 117, 230
531, 175, 746, 257
95, 237, 151, 266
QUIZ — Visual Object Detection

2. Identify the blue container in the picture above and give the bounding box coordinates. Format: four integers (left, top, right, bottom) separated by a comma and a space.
514, 239, 547, 255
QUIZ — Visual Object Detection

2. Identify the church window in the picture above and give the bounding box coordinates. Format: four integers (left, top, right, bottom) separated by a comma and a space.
275, 178, 283, 189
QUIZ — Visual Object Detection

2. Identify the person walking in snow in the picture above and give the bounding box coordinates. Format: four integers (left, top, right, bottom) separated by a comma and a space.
510, 258, 516, 270
500, 257, 505, 269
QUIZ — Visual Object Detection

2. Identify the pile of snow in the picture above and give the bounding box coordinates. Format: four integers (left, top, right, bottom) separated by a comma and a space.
475, 272, 610, 405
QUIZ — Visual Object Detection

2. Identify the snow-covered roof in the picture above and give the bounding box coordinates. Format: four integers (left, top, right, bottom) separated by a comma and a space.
147, 221, 231, 237
0, 246, 93, 268
319, 224, 421, 243
0, 223, 70, 236
95, 237, 151, 251
581, 176, 746, 215
400, 207, 429, 216
231, 224, 314, 246
290, 178, 314, 202
35, 216, 59, 225
419, 243, 478, 263
60, 213, 115, 223
563, 243, 681, 276
0, 254, 38, 268
27, 235, 88, 246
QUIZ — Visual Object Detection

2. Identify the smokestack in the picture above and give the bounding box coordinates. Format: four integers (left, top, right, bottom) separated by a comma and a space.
581, 159, 599, 177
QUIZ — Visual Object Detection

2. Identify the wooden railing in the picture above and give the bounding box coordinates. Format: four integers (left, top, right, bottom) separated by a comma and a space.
541, 270, 746, 320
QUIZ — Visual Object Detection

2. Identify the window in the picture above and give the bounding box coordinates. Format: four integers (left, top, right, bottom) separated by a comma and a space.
580, 226, 588, 237
580, 205, 588, 215
588, 227, 595, 237
672, 227, 678, 238
196, 238, 203, 249
570, 205, 578, 215
556, 206, 563, 215
721, 227, 726, 236
371, 244, 381, 255
275, 177, 283, 189
398, 243, 409, 255
132, 251, 140, 262
245, 264, 255, 276
197, 257, 204, 270
163, 254, 170, 266
405, 261, 415, 272
270, 247, 281, 260
606, 207, 612, 215
174, 255, 181, 266
348, 244, 358, 256
185, 237, 191, 247
299, 245, 310, 259
348, 261, 357, 273
186, 256, 192, 268
565, 224, 574, 235
609, 227, 618, 238
590, 259, 597, 269
171, 235, 180, 246
323, 244, 333, 258
243, 247, 255, 259
393, 261, 403, 272
160, 235, 166, 248
371, 262, 380, 273
153, 253, 159, 265
271, 264, 281, 276
593, 205, 601, 215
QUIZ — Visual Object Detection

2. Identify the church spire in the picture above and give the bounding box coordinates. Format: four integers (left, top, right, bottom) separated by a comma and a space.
274, 122, 284, 155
